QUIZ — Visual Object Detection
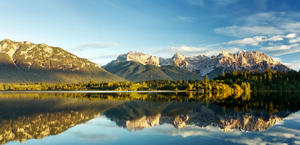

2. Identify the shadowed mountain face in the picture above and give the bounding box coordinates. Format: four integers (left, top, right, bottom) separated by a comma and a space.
0, 39, 123, 82
0, 92, 298, 144
103, 61, 202, 81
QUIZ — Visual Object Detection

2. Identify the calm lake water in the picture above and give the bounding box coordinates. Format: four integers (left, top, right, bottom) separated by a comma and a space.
0, 92, 299, 145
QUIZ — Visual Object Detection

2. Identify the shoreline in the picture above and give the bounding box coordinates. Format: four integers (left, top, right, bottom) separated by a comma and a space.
0, 90, 197, 94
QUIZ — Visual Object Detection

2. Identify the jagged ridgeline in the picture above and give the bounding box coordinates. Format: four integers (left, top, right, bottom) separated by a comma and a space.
104, 51, 291, 81
0, 39, 123, 82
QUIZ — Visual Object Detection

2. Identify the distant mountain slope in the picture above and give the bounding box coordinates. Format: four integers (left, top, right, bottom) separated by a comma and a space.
0, 39, 123, 82
110, 51, 291, 79
103, 60, 202, 81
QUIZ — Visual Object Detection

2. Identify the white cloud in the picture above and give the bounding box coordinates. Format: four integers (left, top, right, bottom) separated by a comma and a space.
266, 35, 284, 41
228, 35, 284, 46
286, 33, 297, 38
78, 42, 119, 49
215, 25, 284, 37
228, 36, 265, 46
260, 44, 299, 51
283, 22, 300, 34
289, 38, 300, 43
226, 137, 288, 145
283, 61, 300, 70
170, 45, 205, 52
170, 45, 239, 56
272, 48, 300, 56
272, 57, 282, 63
215, 12, 300, 37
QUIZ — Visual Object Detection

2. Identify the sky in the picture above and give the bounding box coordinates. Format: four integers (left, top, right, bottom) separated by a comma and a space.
0, 0, 300, 70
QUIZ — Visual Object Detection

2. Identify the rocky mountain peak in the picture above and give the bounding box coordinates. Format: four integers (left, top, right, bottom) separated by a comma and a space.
116, 51, 160, 66
23, 41, 32, 45
170, 52, 188, 68
218, 51, 281, 67
173, 52, 185, 59
219, 50, 231, 57
173, 51, 289, 77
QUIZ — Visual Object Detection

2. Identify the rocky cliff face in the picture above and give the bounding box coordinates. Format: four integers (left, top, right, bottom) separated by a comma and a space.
114, 51, 290, 78
117, 51, 160, 66
180, 51, 289, 77
0, 39, 122, 82
104, 52, 202, 81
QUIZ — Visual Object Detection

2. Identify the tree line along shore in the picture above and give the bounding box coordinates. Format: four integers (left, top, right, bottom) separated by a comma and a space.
0, 70, 299, 94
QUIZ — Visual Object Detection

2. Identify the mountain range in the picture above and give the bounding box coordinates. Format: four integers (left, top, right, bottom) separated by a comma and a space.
0, 39, 292, 82
105, 51, 290, 80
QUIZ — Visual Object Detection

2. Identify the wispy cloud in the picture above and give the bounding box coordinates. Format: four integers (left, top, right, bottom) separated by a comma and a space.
267, 35, 285, 41
227, 34, 298, 46
170, 45, 205, 53
215, 12, 300, 37
215, 25, 284, 37
260, 44, 299, 51
228, 36, 265, 46
289, 38, 300, 43
286, 33, 297, 39
219, 12, 300, 57
186, 0, 239, 7
89, 54, 118, 60
78, 42, 119, 49
283, 60, 300, 70
272, 48, 300, 56
169, 45, 239, 56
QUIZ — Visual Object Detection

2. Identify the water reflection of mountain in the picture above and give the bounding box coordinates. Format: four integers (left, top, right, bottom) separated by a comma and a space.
0, 92, 299, 144
0, 95, 122, 144
104, 101, 291, 132
104, 92, 300, 132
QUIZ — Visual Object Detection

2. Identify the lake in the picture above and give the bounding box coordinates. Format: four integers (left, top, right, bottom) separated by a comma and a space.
0, 91, 299, 145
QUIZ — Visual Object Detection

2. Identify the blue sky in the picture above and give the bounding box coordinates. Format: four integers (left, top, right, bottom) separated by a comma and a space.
0, 0, 300, 69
